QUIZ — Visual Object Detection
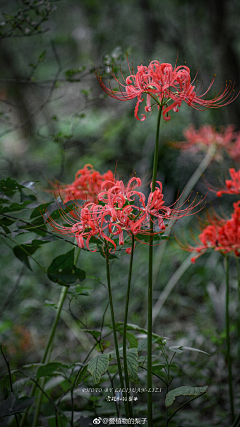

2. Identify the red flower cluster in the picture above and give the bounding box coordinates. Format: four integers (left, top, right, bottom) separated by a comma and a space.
178, 124, 240, 161
96, 60, 237, 122
48, 173, 201, 254
189, 202, 240, 262
216, 168, 240, 197
59, 164, 114, 204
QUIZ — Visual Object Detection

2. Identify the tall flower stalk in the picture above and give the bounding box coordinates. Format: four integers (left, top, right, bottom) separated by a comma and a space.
105, 244, 129, 418
123, 234, 135, 418
225, 256, 235, 423
148, 105, 162, 423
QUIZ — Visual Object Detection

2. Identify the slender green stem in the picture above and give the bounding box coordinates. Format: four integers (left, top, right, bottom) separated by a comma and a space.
105, 246, 129, 417
166, 392, 207, 426
151, 106, 163, 192
0, 234, 46, 273
231, 413, 240, 427
225, 256, 235, 423
236, 258, 240, 352
0, 346, 20, 427
29, 248, 80, 427
123, 234, 135, 419
20, 285, 68, 427
31, 285, 69, 427
148, 106, 162, 425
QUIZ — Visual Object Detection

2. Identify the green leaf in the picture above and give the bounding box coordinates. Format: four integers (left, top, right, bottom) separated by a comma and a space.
47, 248, 86, 285
116, 327, 138, 348
87, 354, 109, 384
0, 200, 33, 213
151, 364, 165, 376
30, 202, 51, 219
0, 217, 14, 233
165, 385, 208, 407
36, 362, 62, 379
0, 178, 24, 197
169, 346, 209, 355
13, 240, 48, 270
126, 348, 138, 380
0, 393, 36, 417
138, 338, 148, 352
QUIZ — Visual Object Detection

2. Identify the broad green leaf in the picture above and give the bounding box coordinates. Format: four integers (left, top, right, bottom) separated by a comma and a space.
0, 217, 14, 233
126, 348, 138, 380
169, 346, 209, 355
0, 393, 36, 417
151, 364, 165, 376
0, 178, 24, 197
13, 240, 48, 270
165, 385, 208, 407
30, 202, 51, 219
125, 332, 138, 348
88, 354, 109, 384
138, 338, 148, 351
109, 347, 138, 380
116, 327, 138, 348
36, 362, 62, 379
47, 248, 86, 285
0, 200, 34, 213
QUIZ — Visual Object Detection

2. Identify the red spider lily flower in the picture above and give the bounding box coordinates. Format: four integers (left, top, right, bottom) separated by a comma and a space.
57, 164, 115, 204
216, 168, 240, 197
175, 124, 240, 161
185, 202, 240, 262
47, 174, 202, 254
96, 59, 238, 122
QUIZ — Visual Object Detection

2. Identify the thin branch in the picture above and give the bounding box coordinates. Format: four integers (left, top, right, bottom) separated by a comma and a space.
19, 371, 69, 423
166, 392, 207, 425
0, 233, 47, 272
0, 346, 20, 427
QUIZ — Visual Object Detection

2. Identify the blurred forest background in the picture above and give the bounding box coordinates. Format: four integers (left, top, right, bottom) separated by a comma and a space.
1, 0, 240, 426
